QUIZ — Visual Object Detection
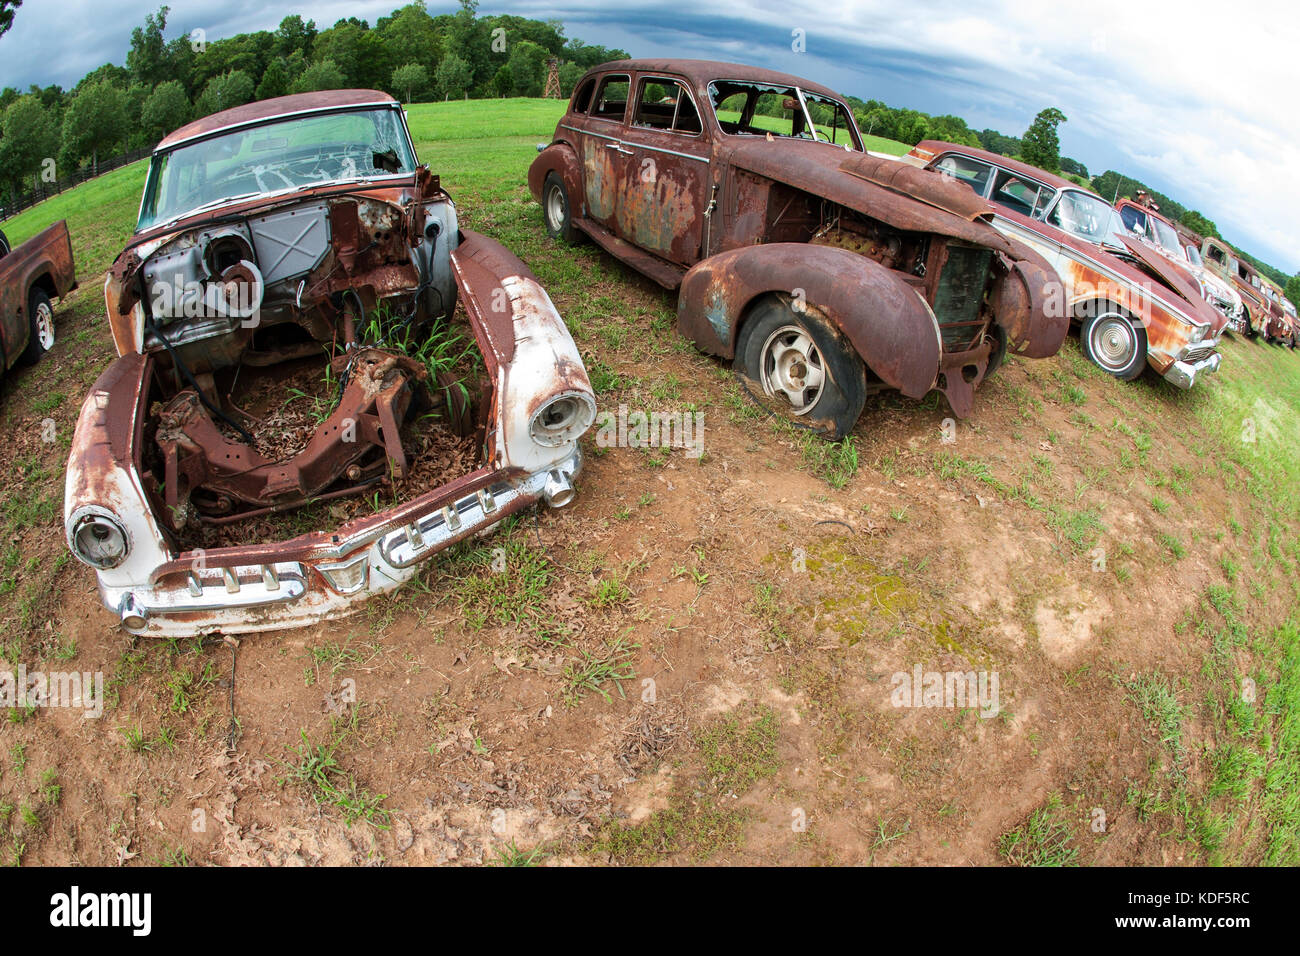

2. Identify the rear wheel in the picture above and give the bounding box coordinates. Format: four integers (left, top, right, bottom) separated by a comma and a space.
20, 288, 54, 365
1080, 308, 1146, 381
542, 172, 578, 244
0, 229, 9, 259
734, 296, 866, 440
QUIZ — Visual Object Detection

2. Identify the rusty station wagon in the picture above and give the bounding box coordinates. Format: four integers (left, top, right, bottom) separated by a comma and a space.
529, 60, 1065, 437
910, 141, 1225, 388
64, 90, 595, 637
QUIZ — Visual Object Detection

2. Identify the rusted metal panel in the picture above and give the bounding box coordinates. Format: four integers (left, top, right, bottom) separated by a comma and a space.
0, 220, 77, 368
678, 242, 941, 400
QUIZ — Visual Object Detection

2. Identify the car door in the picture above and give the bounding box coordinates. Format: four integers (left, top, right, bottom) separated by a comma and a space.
611, 73, 711, 265
567, 72, 632, 231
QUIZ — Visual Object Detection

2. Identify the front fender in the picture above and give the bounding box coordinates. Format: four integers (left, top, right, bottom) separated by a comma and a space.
451, 229, 595, 474
528, 142, 585, 219
990, 244, 1067, 359
677, 243, 941, 399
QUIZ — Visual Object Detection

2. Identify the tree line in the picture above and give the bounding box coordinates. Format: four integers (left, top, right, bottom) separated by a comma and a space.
0, 1, 626, 206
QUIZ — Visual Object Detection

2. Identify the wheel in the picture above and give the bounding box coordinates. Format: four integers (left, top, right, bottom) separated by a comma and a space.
20, 288, 54, 365
1080, 308, 1146, 381
542, 171, 578, 244
0, 228, 9, 259
734, 295, 866, 440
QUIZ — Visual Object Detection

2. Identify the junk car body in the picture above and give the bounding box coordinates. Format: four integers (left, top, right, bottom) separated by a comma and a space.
0, 220, 77, 375
529, 60, 1066, 437
64, 90, 594, 637
910, 141, 1225, 388
1113, 199, 1245, 335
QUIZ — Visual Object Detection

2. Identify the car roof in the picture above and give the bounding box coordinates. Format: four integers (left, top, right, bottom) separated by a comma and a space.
584, 59, 845, 101
157, 89, 399, 151
913, 140, 1080, 193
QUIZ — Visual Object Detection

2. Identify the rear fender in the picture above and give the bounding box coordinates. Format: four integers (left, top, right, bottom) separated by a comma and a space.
677, 242, 941, 400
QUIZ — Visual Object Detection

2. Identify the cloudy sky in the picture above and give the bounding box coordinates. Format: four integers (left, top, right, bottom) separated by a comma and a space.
2, 0, 1295, 272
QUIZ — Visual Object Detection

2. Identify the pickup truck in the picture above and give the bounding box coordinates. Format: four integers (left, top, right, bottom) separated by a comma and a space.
0, 220, 78, 375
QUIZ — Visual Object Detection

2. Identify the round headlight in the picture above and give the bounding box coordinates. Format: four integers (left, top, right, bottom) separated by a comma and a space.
529, 393, 594, 446
70, 510, 130, 570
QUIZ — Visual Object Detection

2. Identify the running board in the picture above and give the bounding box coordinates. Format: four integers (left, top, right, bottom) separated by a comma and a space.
572, 218, 686, 290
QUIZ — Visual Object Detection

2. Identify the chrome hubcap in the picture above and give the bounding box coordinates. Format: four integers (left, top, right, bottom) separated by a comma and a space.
35, 302, 54, 350
545, 185, 565, 231
760, 325, 826, 414
1090, 314, 1136, 371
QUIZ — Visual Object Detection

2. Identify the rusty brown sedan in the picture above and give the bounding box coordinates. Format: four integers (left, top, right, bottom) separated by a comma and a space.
530, 60, 1066, 438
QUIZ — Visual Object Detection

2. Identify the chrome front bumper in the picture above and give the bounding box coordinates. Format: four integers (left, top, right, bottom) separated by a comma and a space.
1162, 349, 1222, 389
102, 449, 583, 638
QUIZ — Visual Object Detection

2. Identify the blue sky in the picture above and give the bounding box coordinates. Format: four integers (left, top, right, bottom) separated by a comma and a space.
2, 0, 1295, 273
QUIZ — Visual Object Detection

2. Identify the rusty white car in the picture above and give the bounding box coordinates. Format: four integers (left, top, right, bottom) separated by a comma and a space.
64, 90, 594, 637
910, 141, 1226, 388
1112, 199, 1245, 335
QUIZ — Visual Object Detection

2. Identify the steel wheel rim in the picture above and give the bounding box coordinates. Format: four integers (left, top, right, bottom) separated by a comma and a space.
1090, 313, 1136, 371
545, 185, 566, 232
35, 302, 54, 350
759, 324, 826, 414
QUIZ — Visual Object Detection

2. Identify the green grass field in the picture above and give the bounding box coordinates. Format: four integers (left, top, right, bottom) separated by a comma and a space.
0, 97, 1297, 866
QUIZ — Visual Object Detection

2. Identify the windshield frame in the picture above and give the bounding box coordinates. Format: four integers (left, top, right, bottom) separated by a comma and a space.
706, 79, 863, 150
1042, 188, 1131, 247
136, 103, 418, 233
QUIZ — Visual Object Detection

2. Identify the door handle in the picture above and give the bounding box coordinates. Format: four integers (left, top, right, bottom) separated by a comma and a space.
604, 142, 632, 155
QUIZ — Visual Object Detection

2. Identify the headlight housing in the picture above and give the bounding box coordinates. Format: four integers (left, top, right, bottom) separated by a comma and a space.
68, 508, 130, 570
529, 392, 596, 446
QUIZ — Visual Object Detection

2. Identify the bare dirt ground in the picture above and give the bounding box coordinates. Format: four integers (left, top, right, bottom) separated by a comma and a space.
2, 194, 1297, 867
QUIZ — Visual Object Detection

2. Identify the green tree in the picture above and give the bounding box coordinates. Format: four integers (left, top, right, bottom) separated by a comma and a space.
505, 39, 549, 97
291, 59, 346, 94
1020, 107, 1068, 173
256, 58, 289, 100
0, 0, 21, 40
435, 53, 473, 99
392, 63, 429, 103
379, 3, 440, 76
194, 70, 255, 118
275, 14, 316, 58
1179, 210, 1220, 241
559, 61, 584, 96
127, 6, 171, 88
1285, 275, 1300, 309
141, 80, 191, 141
60, 81, 128, 173
0, 94, 58, 192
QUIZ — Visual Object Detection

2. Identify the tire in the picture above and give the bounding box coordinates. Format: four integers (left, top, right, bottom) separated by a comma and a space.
1080, 308, 1147, 381
983, 325, 1009, 380
0, 229, 9, 259
734, 295, 866, 440
542, 171, 578, 244
20, 287, 54, 365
